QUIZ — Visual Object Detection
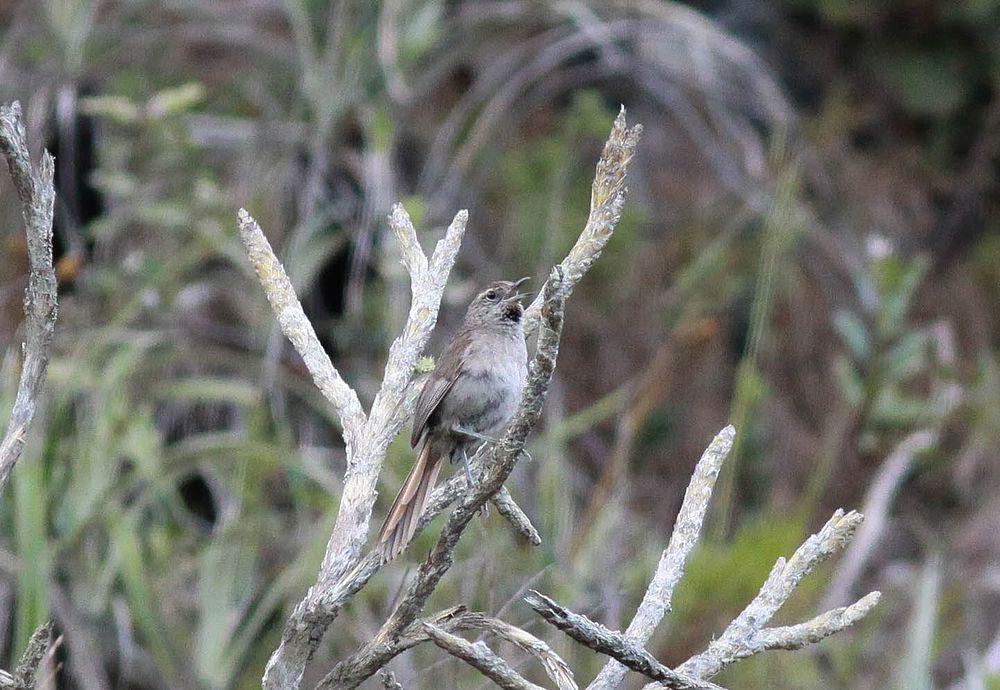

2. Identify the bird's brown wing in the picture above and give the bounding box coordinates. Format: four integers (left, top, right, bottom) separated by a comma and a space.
410, 329, 470, 448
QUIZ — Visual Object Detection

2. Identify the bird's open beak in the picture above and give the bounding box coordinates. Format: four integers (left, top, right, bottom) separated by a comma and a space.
504, 276, 531, 303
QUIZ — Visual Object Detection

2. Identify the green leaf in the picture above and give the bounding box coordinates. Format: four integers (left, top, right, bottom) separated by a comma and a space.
833, 310, 872, 360
884, 331, 929, 381
834, 355, 865, 407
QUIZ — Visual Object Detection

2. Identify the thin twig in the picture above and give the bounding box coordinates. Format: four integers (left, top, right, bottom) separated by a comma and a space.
523, 106, 641, 334
0, 101, 57, 493
422, 623, 544, 690
237, 208, 366, 448
753, 591, 881, 652
492, 487, 542, 545
455, 612, 576, 690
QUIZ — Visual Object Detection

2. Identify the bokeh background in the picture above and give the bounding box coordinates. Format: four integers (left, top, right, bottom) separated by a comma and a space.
1, 1, 998, 688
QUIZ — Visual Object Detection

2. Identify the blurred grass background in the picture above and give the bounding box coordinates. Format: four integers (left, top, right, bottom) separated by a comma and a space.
0, 0, 998, 688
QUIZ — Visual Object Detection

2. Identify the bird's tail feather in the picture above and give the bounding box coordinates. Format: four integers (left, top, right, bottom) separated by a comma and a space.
376, 444, 443, 563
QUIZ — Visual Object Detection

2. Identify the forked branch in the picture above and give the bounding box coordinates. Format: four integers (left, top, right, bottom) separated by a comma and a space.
522, 429, 880, 690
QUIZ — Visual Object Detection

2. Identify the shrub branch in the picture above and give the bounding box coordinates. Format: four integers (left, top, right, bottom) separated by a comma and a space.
0, 102, 58, 493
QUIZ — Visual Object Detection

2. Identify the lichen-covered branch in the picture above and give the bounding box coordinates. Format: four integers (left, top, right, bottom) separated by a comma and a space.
422, 623, 544, 690
319, 269, 567, 688
493, 487, 542, 545
589, 426, 734, 689
752, 591, 881, 653
524, 591, 723, 690
0, 620, 54, 689
237, 209, 366, 449
0, 101, 58, 493
254, 206, 466, 689
364, 205, 467, 452
673, 510, 873, 681
453, 612, 576, 690
523, 106, 641, 334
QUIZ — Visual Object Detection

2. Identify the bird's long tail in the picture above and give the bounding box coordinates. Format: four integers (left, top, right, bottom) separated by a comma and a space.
376, 443, 443, 563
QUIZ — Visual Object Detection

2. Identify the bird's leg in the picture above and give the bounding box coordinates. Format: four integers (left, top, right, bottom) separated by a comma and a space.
456, 448, 490, 516
453, 425, 532, 463
452, 425, 497, 445
460, 448, 474, 491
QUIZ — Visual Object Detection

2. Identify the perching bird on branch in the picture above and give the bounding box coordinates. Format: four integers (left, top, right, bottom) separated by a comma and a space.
377, 278, 530, 562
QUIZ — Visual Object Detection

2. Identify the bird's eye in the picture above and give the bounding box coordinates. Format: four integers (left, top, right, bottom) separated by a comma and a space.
485, 290, 498, 301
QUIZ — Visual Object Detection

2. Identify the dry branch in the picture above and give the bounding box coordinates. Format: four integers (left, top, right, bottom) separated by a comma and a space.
448, 612, 577, 690
752, 591, 881, 652
493, 487, 542, 545
0, 101, 57, 493
672, 509, 876, 682
525, 591, 723, 690
589, 426, 734, 688
422, 623, 544, 690
523, 106, 641, 334
237, 209, 366, 447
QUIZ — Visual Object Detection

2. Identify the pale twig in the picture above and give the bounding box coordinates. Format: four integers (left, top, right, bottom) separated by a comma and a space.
752, 591, 881, 652
455, 612, 576, 690
492, 487, 542, 545
237, 208, 366, 449
422, 623, 544, 690
589, 426, 734, 688
674, 510, 871, 681
320, 269, 567, 688
0, 101, 57, 493
525, 591, 723, 690
522, 106, 642, 334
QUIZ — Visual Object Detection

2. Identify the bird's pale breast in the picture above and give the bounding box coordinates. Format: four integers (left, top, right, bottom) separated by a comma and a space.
438, 330, 527, 437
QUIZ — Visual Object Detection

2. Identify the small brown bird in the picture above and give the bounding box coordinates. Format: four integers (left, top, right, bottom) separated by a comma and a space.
376, 278, 530, 562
